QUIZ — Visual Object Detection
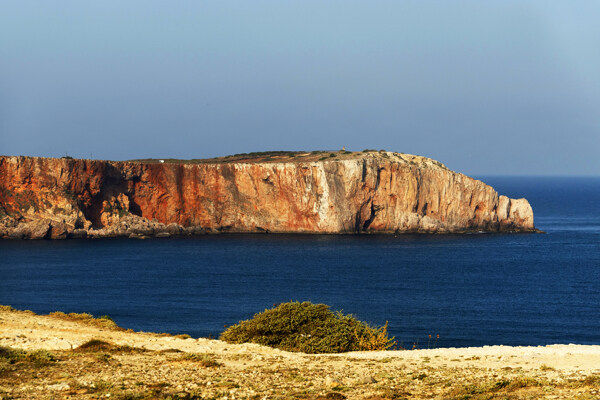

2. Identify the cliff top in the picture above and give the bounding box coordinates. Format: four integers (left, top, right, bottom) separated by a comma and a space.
130, 149, 450, 170
2, 150, 451, 171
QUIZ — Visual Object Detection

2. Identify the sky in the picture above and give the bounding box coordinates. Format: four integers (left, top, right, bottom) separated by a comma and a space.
1, 1, 599, 176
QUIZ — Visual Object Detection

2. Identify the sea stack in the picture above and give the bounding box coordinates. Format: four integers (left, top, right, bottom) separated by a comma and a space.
0, 151, 535, 239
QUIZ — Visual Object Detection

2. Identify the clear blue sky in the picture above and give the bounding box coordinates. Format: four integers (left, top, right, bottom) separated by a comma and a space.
1, 1, 599, 175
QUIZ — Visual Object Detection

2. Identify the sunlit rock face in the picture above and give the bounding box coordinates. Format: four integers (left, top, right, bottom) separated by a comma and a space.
0, 153, 534, 239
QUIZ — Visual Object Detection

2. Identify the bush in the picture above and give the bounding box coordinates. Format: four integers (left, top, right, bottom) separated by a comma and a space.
220, 301, 395, 353
48, 311, 120, 330
0, 346, 26, 364
74, 339, 147, 354
0, 346, 56, 367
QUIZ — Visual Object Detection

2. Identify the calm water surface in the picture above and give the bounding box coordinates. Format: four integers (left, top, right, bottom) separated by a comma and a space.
1, 177, 599, 348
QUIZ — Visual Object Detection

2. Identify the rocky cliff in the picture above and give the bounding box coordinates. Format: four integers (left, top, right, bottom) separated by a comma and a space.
0, 152, 535, 239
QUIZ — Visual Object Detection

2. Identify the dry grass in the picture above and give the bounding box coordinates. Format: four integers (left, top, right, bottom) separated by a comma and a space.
47, 311, 123, 330
4, 336, 600, 400
3, 305, 600, 399
3, 343, 600, 400
74, 339, 148, 354
180, 352, 222, 368
354, 321, 395, 351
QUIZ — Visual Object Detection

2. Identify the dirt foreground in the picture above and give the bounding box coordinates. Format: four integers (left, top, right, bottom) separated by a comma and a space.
1, 307, 600, 400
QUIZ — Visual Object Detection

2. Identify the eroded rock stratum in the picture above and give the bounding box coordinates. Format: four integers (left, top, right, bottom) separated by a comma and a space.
0, 152, 535, 239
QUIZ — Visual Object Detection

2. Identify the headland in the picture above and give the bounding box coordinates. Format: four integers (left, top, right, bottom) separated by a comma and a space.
0, 150, 535, 239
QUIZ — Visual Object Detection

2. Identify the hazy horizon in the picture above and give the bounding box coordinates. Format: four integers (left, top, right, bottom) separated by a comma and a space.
1, 1, 599, 176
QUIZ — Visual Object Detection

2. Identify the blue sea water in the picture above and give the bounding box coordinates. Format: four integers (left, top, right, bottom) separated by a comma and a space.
1, 177, 599, 348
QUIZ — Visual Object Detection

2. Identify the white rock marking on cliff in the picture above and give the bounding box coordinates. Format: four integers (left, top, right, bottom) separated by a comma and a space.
315, 163, 331, 228
497, 195, 510, 221
509, 198, 534, 228
301, 165, 314, 208
345, 159, 363, 184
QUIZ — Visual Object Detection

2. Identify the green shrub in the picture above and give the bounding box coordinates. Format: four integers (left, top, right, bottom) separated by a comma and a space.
220, 301, 395, 353
0, 346, 26, 364
27, 349, 56, 363
75, 339, 115, 352
174, 334, 191, 339
74, 339, 147, 354
48, 311, 120, 330
0, 346, 56, 367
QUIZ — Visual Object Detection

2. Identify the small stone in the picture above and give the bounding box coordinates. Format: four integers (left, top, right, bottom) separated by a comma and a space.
70, 228, 88, 239
128, 233, 148, 239
49, 221, 70, 239
47, 383, 70, 391
357, 375, 377, 384
29, 220, 51, 239
165, 223, 183, 235
325, 376, 343, 388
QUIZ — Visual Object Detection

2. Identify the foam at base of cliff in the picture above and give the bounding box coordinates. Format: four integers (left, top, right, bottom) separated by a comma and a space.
0, 153, 535, 239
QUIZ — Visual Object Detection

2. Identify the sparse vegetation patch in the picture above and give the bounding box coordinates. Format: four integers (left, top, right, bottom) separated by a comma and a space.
180, 353, 222, 368
2, 305, 598, 399
48, 311, 123, 330
75, 339, 147, 354
0, 345, 56, 372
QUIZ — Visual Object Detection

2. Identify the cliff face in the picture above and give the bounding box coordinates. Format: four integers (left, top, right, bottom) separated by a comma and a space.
0, 153, 535, 239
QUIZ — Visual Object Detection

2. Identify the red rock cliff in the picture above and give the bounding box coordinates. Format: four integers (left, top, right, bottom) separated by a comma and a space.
0, 153, 535, 239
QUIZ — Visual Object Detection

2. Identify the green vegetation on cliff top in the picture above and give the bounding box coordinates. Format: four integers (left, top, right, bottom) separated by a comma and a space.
129, 149, 398, 164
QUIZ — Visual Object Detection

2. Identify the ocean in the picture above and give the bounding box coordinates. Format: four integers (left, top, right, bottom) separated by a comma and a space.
1, 176, 598, 348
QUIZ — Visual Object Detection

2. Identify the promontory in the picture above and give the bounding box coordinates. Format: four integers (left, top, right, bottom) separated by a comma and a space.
0, 150, 535, 239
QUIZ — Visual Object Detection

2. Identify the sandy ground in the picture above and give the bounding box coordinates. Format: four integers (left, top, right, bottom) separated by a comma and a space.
2, 307, 600, 399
